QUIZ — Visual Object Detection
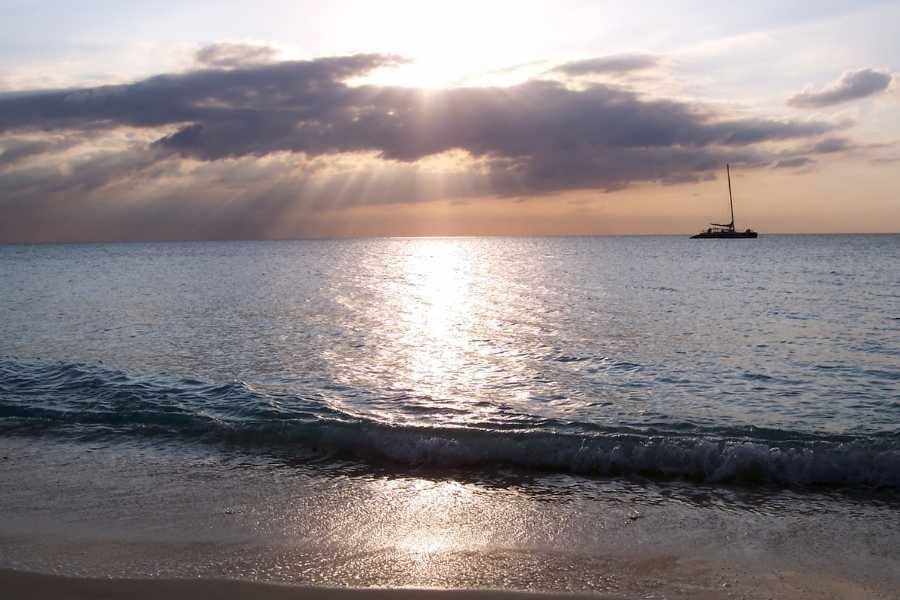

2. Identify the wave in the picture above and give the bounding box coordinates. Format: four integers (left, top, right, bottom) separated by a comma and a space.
1, 358, 898, 488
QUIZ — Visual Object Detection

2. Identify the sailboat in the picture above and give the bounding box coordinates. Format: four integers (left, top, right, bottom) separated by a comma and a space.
691, 164, 758, 239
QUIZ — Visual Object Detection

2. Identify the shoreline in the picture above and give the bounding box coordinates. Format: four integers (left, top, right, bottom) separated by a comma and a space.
0, 565, 887, 600
0, 569, 613, 600
2, 437, 899, 599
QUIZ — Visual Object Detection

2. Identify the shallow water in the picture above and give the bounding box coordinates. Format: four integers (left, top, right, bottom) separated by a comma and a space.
1, 437, 899, 595
1, 236, 899, 593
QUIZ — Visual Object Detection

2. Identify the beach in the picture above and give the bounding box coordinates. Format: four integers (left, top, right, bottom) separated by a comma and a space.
0, 569, 611, 600
1, 434, 898, 599
0, 558, 888, 599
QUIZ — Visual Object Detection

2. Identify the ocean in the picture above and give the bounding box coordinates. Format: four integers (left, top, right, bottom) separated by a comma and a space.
1, 236, 899, 596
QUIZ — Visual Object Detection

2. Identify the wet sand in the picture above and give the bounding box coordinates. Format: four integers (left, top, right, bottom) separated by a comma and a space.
0, 569, 615, 600
2, 437, 899, 600
1, 565, 889, 600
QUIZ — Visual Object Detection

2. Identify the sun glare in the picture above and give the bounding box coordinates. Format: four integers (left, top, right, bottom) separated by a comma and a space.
394, 480, 477, 560
397, 240, 475, 399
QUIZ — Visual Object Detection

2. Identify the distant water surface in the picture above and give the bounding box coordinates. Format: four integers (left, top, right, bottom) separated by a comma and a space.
1, 235, 898, 486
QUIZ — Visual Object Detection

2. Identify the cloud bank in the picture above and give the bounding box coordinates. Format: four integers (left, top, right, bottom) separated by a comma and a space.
788, 68, 893, 108
0, 50, 859, 242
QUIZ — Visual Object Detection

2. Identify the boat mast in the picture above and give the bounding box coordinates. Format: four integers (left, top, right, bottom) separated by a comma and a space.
726, 163, 735, 230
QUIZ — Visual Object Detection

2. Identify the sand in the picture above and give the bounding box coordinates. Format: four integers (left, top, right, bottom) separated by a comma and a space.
2, 564, 890, 600
2, 438, 897, 600
0, 569, 618, 600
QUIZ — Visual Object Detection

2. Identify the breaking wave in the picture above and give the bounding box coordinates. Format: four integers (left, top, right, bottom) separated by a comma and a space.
1, 358, 898, 488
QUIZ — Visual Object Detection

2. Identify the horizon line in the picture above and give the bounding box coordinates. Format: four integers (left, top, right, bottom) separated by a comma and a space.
2, 231, 899, 247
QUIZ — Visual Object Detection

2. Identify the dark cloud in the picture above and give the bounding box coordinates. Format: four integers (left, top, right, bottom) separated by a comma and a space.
0, 131, 92, 166
139, 78, 833, 195
0, 55, 839, 195
0, 52, 854, 242
0, 54, 837, 169
553, 54, 659, 76
0, 138, 64, 166
195, 42, 279, 68
809, 137, 853, 154
787, 68, 893, 108
770, 136, 858, 170
0, 53, 403, 134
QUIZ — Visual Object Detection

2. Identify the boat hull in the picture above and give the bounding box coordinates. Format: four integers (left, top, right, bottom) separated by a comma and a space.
690, 231, 758, 239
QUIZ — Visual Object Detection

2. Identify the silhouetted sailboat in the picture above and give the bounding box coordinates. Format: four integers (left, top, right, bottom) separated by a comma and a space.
691, 164, 758, 239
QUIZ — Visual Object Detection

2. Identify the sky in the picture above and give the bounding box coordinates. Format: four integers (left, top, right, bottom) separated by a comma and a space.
1, 0, 898, 242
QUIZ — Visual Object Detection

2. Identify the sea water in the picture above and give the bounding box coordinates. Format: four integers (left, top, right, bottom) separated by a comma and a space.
1, 236, 898, 595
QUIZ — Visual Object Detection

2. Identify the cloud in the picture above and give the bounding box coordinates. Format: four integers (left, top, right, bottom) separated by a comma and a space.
0, 52, 853, 242
774, 156, 815, 169
787, 68, 893, 108
0, 56, 837, 169
770, 136, 859, 170
0, 53, 403, 133
0, 138, 69, 166
552, 53, 659, 77
809, 137, 853, 154
195, 42, 279, 68
0, 130, 99, 166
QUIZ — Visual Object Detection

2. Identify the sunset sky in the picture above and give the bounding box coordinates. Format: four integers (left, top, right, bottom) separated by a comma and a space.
1, 0, 898, 242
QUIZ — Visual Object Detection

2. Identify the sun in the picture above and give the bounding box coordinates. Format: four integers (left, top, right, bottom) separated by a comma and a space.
360, 56, 472, 89
340, 2, 552, 90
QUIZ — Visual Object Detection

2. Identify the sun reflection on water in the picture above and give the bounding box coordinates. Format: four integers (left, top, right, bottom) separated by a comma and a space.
397, 240, 475, 401
321, 237, 553, 428
388, 479, 482, 580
